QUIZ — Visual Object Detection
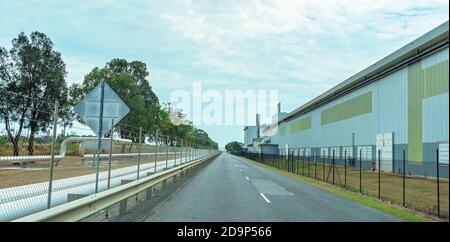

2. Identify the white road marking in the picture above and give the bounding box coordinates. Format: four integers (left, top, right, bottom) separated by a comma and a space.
245, 176, 250, 181
260, 193, 271, 203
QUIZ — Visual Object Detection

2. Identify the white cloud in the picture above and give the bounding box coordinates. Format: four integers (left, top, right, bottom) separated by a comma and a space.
1, 0, 447, 146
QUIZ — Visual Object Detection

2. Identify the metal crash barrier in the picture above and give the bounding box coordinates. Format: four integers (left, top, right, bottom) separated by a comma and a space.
13, 152, 220, 222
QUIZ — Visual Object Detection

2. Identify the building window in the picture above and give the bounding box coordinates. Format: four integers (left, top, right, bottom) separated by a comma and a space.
342, 146, 353, 159
330, 147, 340, 159
357, 146, 372, 161
320, 148, 329, 158
439, 142, 449, 164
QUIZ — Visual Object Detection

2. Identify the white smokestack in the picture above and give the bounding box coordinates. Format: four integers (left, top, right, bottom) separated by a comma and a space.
256, 114, 260, 139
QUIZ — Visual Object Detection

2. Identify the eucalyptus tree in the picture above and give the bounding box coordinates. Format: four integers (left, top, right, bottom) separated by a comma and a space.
0, 32, 67, 155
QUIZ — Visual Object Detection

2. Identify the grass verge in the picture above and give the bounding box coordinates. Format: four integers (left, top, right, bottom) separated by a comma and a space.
233, 154, 435, 222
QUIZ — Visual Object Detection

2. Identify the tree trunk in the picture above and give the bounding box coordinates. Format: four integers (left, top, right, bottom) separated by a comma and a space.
4, 116, 24, 156
27, 125, 37, 156
12, 137, 20, 156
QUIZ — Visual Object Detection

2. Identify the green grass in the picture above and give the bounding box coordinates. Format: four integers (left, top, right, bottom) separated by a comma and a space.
234, 155, 435, 222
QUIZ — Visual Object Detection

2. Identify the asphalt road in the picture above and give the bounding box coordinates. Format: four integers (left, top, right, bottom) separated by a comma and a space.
142, 153, 402, 222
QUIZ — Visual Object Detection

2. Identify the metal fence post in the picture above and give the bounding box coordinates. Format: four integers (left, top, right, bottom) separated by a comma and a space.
344, 150, 347, 188
261, 150, 264, 164
165, 136, 169, 169
302, 151, 305, 176
154, 132, 158, 172
47, 101, 59, 209
378, 149, 381, 199
305, 152, 308, 176
94, 80, 105, 194
322, 153, 325, 181
402, 149, 405, 207
137, 127, 142, 179
275, 149, 278, 169
192, 143, 194, 161
290, 149, 293, 172
359, 149, 362, 193
314, 150, 317, 180
181, 139, 184, 164
272, 151, 275, 167
436, 148, 440, 218
105, 119, 115, 218
174, 139, 177, 166
107, 119, 115, 189
189, 141, 192, 161
332, 149, 335, 185
291, 150, 294, 172
185, 140, 187, 163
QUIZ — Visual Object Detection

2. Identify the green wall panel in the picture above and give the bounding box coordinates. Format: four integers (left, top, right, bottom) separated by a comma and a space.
321, 91, 372, 125
279, 126, 286, 136
408, 59, 449, 163
289, 116, 311, 133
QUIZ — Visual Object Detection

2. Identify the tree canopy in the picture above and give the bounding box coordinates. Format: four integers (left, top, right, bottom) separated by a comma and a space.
71, 58, 218, 149
0, 32, 218, 156
225, 141, 244, 153
0, 31, 67, 155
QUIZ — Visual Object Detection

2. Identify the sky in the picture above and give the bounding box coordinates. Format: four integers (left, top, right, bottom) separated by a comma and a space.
0, 0, 448, 148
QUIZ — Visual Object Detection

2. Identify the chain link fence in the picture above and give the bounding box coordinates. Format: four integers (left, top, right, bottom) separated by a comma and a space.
0, 102, 216, 222
233, 146, 449, 220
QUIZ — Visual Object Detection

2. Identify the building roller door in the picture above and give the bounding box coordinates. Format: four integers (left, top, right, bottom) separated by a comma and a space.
376, 132, 394, 172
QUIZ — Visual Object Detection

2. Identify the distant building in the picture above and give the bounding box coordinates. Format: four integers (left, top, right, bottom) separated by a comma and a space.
243, 126, 257, 150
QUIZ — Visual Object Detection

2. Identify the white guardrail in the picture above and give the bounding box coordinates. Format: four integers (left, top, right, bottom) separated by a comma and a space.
12, 152, 219, 222
0, 136, 215, 221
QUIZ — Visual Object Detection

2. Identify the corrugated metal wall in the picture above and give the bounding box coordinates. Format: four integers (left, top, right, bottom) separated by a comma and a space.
268, 47, 449, 156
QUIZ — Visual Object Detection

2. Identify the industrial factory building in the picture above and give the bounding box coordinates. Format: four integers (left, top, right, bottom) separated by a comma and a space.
244, 21, 449, 177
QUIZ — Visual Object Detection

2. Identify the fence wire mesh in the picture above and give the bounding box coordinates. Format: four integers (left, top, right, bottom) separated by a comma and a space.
233, 146, 449, 220
0, 113, 215, 221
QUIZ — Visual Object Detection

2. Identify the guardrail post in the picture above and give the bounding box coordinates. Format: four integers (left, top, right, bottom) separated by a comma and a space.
146, 186, 153, 200
137, 127, 142, 180
119, 179, 134, 216
162, 179, 167, 190
47, 101, 59, 209
173, 173, 178, 184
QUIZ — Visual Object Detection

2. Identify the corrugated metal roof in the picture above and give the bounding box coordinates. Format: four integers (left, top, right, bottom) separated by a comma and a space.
280, 20, 449, 124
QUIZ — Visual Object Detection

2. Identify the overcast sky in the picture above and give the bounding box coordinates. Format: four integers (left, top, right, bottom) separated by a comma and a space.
0, 0, 448, 147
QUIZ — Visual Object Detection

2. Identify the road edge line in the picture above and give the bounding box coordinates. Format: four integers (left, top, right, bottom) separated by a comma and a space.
230, 154, 435, 222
